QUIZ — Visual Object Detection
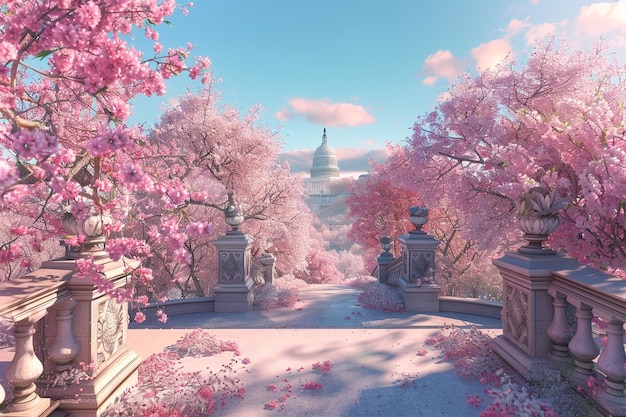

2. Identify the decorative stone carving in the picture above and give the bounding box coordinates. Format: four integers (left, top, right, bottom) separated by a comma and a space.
97, 299, 125, 366
503, 283, 529, 347
220, 252, 245, 282
410, 252, 433, 284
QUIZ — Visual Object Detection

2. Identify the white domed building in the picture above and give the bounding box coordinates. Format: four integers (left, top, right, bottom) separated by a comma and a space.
303, 129, 344, 212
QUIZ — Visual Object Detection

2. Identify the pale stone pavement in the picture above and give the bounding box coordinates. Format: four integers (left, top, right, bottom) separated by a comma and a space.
128, 285, 503, 417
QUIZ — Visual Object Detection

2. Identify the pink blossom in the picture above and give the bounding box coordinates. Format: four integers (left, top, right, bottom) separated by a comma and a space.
166, 184, 189, 205
185, 221, 212, 238
74, 0, 101, 30
134, 267, 154, 285
312, 360, 332, 374
156, 309, 167, 323
10, 225, 28, 236
69, 200, 91, 220
466, 393, 482, 408
93, 179, 113, 193
133, 311, 146, 324
12, 129, 58, 162
87, 127, 131, 157
106, 237, 151, 261
0, 159, 18, 191
302, 381, 323, 390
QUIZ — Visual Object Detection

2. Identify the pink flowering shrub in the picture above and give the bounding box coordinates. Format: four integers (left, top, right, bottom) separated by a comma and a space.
103, 330, 245, 417
253, 275, 307, 310
345, 274, 377, 290
295, 248, 343, 284
168, 328, 241, 357
356, 281, 404, 312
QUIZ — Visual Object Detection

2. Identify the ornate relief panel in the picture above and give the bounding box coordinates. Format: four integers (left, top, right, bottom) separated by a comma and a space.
503, 282, 529, 348
220, 252, 244, 282
97, 298, 126, 367
410, 252, 433, 282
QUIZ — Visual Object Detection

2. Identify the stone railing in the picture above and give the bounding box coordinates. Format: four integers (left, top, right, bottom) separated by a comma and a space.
137, 252, 277, 319
549, 267, 626, 414
491, 188, 626, 416
0, 250, 141, 417
0, 267, 71, 416
385, 256, 403, 287
376, 192, 625, 415
493, 252, 626, 416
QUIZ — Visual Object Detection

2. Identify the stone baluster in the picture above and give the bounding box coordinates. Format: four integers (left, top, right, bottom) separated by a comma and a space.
258, 253, 276, 285
4, 309, 54, 415
568, 305, 600, 379
48, 298, 80, 371
596, 319, 626, 412
546, 293, 573, 361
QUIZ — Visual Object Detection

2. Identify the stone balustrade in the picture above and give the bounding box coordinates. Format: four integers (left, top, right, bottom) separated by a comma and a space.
492, 251, 626, 417
0, 255, 141, 417
547, 265, 626, 415
0, 268, 71, 416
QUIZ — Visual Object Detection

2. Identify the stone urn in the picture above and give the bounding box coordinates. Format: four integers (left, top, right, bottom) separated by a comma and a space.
62, 211, 111, 259
516, 187, 570, 254
225, 204, 244, 232
409, 205, 429, 233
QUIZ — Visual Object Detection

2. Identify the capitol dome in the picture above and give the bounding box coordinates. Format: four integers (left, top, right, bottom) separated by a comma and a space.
310, 128, 340, 178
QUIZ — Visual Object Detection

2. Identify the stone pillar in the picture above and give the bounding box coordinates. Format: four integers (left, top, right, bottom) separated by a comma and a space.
376, 237, 394, 285
376, 251, 394, 285
491, 251, 578, 378
212, 230, 255, 312
39, 255, 141, 417
397, 226, 441, 312
258, 253, 276, 285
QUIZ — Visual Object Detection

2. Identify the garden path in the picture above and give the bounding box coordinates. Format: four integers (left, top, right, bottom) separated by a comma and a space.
128, 285, 502, 416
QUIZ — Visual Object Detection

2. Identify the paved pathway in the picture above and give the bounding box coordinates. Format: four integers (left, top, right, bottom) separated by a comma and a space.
128, 285, 503, 417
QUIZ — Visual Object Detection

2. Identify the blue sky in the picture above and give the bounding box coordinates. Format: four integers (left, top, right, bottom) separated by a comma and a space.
131, 0, 626, 174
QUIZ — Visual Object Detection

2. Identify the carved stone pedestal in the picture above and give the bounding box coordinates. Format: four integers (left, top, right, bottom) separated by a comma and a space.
213, 231, 254, 313
39, 256, 141, 417
491, 251, 578, 378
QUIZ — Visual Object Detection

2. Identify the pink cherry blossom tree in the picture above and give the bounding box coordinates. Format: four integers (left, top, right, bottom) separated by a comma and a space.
409, 37, 626, 275
0, 1, 211, 291
132, 88, 322, 297
347, 143, 502, 297
347, 144, 420, 271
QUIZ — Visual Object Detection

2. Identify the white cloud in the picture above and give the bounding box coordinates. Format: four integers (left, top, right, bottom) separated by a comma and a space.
421, 50, 464, 84
507, 18, 531, 37
577, 1, 626, 36
275, 98, 375, 127
471, 39, 513, 71
525, 22, 557, 45
421, 75, 439, 86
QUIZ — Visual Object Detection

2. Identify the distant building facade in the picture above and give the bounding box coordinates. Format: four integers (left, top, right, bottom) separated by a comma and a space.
302, 128, 343, 212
